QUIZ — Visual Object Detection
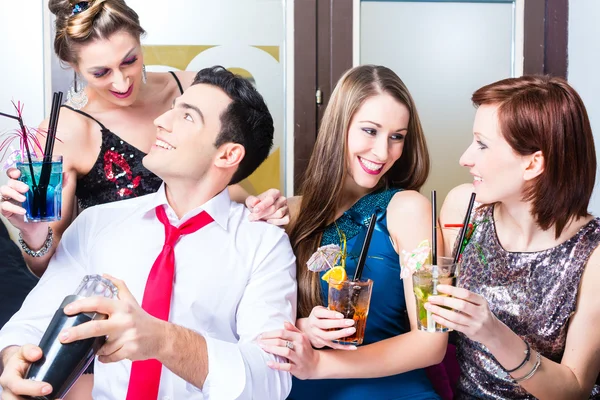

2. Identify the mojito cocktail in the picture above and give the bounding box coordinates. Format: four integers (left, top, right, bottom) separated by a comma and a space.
412, 256, 459, 333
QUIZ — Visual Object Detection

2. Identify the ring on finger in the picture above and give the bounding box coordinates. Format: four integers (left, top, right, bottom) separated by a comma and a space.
285, 340, 294, 350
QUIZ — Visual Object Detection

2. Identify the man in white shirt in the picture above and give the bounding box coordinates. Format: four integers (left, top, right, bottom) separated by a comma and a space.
0, 66, 297, 400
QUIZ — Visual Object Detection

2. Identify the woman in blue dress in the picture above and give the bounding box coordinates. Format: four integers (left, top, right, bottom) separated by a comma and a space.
259, 65, 445, 399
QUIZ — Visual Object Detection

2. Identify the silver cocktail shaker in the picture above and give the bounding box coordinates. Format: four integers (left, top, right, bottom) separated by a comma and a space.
24, 275, 118, 400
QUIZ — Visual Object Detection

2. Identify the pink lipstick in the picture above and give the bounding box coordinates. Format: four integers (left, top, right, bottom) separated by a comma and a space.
110, 84, 133, 99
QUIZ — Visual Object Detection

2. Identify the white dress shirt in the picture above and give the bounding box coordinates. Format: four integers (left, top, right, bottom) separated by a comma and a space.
0, 185, 297, 400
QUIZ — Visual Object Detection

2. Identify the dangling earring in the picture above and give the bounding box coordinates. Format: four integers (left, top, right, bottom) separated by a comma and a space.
66, 71, 88, 110
142, 64, 147, 84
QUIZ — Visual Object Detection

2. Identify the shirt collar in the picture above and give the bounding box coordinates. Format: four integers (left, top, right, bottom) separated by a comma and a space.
139, 183, 231, 230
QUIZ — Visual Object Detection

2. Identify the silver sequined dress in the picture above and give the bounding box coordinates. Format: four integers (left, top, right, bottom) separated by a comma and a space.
455, 205, 600, 399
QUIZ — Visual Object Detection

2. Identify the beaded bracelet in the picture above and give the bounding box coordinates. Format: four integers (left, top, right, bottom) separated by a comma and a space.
19, 227, 54, 258
505, 340, 531, 373
514, 351, 542, 383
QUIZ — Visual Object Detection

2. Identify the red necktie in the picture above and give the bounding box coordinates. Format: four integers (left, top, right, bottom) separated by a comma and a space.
126, 205, 214, 400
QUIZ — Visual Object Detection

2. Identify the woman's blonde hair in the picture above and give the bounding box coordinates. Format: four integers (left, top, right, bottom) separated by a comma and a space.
49, 0, 145, 64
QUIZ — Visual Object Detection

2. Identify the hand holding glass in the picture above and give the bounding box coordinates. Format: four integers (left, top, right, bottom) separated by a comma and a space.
327, 278, 373, 345
412, 256, 460, 333
16, 155, 63, 222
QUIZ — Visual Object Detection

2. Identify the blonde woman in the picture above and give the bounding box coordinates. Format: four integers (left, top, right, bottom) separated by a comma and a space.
0, 0, 287, 279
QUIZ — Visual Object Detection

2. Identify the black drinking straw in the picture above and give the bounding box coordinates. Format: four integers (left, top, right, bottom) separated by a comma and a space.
38, 92, 63, 216
43, 92, 62, 161
431, 190, 437, 266
0, 112, 18, 121
452, 192, 477, 264
353, 212, 378, 281
0, 110, 38, 189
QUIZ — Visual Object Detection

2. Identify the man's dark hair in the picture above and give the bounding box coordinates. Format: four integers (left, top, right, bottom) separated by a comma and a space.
192, 66, 274, 184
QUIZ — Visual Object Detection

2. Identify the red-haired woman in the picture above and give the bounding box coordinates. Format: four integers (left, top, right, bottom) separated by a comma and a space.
436, 76, 600, 399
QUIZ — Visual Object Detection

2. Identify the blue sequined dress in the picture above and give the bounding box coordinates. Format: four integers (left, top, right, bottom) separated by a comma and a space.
289, 189, 439, 400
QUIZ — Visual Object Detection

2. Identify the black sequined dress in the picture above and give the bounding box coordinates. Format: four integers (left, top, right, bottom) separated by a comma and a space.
70, 71, 183, 210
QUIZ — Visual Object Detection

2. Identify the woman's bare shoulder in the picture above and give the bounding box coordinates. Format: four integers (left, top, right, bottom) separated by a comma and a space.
38, 106, 93, 140
38, 107, 97, 171
172, 70, 197, 90
388, 190, 430, 216
386, 190, 432, 254
440, 184, 476, 224
387, 190, 430, 234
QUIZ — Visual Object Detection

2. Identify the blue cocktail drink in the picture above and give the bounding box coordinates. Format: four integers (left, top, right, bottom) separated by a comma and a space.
17, 156, 63, 222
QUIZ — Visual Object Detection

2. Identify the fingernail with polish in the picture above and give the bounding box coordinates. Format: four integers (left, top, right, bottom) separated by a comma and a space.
345, 319, 355, 326
60, 331, 69, 341
42, 386, 52, 395
336, 313, 344, 319
345, 327, 356, 334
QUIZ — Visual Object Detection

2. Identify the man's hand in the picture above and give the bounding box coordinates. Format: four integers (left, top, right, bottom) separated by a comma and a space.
0, 345, 54, 399
59, 275, 165, 364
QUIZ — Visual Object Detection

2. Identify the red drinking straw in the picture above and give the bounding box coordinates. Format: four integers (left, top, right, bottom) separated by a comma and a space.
444, 223, 474, 229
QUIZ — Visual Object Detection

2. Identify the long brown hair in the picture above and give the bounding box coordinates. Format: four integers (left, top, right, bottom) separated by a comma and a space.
49, 0, 145, 64
472, 75, 595, 238
291, 65, 430, 318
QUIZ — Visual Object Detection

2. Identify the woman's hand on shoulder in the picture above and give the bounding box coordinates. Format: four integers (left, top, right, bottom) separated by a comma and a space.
258, 321, 321, 380
296, 306, 358, 350
246, 189, 291, 226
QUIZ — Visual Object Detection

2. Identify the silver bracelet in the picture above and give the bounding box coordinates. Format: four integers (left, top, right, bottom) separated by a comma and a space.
514, 350, 542, 383
19, 227, 54, 258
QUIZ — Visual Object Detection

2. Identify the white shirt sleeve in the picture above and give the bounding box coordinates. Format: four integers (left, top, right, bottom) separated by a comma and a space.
200, 227, 297, 400
0, 210, 92, 353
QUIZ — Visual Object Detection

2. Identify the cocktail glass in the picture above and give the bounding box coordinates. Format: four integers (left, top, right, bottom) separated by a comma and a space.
328, 278, 373, 345
412, 256, 459, 333
17, 155, 63, 222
